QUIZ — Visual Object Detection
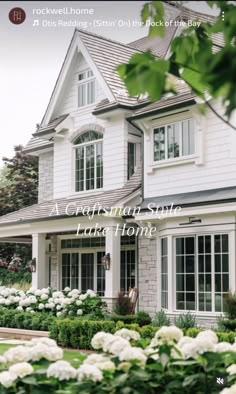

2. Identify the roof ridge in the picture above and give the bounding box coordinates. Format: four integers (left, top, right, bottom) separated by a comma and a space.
76, 28, 142, 53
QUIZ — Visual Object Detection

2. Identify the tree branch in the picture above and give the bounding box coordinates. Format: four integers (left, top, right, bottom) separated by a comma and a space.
204, 100, 236, 131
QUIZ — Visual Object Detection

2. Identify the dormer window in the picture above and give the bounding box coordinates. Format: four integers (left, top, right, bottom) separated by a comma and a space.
153, 119, 195, 162
74, 131, 103, 192
78, 69, 95, 108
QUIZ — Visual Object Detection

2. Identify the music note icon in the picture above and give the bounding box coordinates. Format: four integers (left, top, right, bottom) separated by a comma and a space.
33, 20, 39, 27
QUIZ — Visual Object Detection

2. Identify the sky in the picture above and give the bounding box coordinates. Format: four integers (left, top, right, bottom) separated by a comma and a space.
0, 1, 218, 166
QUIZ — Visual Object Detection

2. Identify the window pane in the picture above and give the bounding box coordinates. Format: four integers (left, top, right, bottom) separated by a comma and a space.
186, 256, 194, 273
167, 123, 179, 159
96, 142, 103, 189
176, 238, 184, 255
161, 238, 168, 308
176, 256, 184, 273
154, 127, 165, 161
186, 237, 195, 254
186, 275, 195, 291
87, 80, 95, 105
128, 142, 136, 179
222, 234, 229, 253
75, 147, 84, 192
182, 119, 195, 156
176, 292, 185, 310
86, 145, 95, 190
78, 84, 86, 107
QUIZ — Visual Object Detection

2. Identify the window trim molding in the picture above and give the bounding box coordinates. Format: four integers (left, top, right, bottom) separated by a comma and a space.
71, 129, 104, 194
146, 110, 204, 174
76, 68, 96, 108
169, 232, 230, 314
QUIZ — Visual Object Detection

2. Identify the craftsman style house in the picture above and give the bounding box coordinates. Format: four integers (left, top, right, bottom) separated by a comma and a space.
0, 3, 234, 325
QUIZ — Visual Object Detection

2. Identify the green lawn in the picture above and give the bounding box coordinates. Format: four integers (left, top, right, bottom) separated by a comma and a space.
0, 343, 87, 367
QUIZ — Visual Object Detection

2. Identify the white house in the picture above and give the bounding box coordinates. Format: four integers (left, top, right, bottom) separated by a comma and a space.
0, 3, 234, 325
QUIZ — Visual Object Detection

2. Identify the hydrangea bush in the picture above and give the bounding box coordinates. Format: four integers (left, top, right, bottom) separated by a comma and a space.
1, 327, 236, 393
0, 286, 106, 318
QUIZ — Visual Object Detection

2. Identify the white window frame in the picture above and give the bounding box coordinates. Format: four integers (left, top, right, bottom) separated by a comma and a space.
148, 111, 199, 172
77, 69, 96, 108
73, 134, 103, 193
173, 233, 230, 313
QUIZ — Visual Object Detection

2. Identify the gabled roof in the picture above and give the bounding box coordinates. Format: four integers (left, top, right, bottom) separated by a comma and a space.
32, 114, 68, 138
0, 168, 141, 227
24, 1, 223, 154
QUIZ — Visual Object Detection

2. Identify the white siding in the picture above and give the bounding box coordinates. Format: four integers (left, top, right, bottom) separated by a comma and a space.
53, 53, 106, 118
144, 102, 236, 198
53, 114, 130, 198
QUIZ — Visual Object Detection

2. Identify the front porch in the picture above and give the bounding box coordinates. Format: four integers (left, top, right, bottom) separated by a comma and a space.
0, 216, 138, 309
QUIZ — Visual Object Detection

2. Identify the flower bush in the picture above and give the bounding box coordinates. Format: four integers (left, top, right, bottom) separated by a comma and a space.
0, 286, 106, 318
1, 327, 236, 392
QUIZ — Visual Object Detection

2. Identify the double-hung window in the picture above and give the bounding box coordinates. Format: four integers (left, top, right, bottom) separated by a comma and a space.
153, 119, 195, 162
74, 131, 103, 192
78, 69, 95, 108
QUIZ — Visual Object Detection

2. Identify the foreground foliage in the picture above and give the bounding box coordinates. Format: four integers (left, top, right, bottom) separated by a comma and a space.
0, 327, 236, 393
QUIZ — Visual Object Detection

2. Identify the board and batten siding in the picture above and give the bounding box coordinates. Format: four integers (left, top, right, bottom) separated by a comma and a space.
144, 102, 236, 198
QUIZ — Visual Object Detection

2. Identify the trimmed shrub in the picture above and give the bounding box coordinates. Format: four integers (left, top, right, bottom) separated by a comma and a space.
174, 312, 196, 329
108, 311, 151, 326
50, 319, 116, 349
152, 309, 170, 327
0, 309, 55, 331
185, 327, 202, 337
224, 291, 236, 319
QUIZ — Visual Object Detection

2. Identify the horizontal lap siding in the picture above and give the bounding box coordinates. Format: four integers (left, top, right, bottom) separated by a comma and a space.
145, 103, 236, 198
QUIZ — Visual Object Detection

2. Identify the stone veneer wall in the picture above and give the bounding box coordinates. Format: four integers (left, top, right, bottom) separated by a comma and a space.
138, 235, 159, 316
38, 152, 54, 203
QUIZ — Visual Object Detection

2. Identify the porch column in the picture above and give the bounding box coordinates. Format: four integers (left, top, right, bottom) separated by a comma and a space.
105, 226, 120, 298
32, 233, 46, 289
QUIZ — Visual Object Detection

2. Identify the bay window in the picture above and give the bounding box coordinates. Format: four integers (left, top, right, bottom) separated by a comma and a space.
74, 130, 103, 192
174, 234, 229, 312
153, 119, 195, 162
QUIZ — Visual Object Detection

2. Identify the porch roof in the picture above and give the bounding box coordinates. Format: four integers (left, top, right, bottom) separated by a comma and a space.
0, 168, 141, 227
140, 186, 236, 210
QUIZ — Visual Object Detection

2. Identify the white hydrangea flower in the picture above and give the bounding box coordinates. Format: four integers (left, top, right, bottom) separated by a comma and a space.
91, 332, 114, 350
29, 296, 37, 304
77, 364, 103, 383
30, 337, 57, 347
144, 347, 159, 360
41, 288, 50, 295
178, 336, 195, 349
77, 309, 83, 316
41, 294, 48, 301
149, 337, 160, 348
181, 338, 215, 359
0, 356, 6, 364
47, 360, 77, 381
84, 354, 109, 365
30, 310, 35, 314
215, 342, 233, 352
48, 303, 55, 309
227, 364, 236, 375
155, 326, 183, 343
28, 287, 36, 294
64, 287, 71, 293
221, 384, 236, 394
52, 291, 63, 299
16, 306, 23, 312
9, 362, 33, 378
57, 312, 62, 317
109, 338, 130, 356
9, 288, 16, 295
0, 371, 17, 388
97, 360, 116, 372
89, 293, 96, 298
56, 305, 62, 311
26, 307, 32, 312
87, 289, 96, 297
79, 294, 87, 301
30, 344, 63, 362
119, 346, 147, 367
5, 299, 11, 306
196, 330, 218, 344
102, 335, 123, 353
76, 300, 82, 306
114, 328, 140, 341
35, 290, 42, 297
4, 346, 31, 364
38, 303, 45, 310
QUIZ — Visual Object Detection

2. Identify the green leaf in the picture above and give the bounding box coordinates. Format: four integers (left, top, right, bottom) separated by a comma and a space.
141, 3, 150, 24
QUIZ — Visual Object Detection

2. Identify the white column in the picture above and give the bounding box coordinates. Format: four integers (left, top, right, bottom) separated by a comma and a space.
167, 235, 173, 311
105, 226, 121, 298
32, 233, 46, 289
